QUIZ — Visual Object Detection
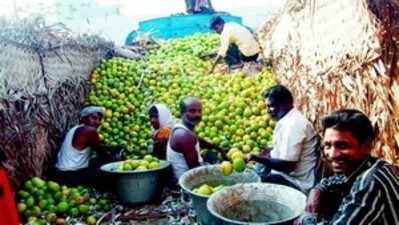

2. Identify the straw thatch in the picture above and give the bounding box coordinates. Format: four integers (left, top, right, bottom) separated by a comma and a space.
0, 17, 113, 188
257, 0, 399, 165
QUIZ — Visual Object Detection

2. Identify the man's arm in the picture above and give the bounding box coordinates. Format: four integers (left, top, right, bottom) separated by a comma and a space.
210, 27, 230, 73
210, 55, 222, 73
77, 127, 123, 153
217, 29, 230, 58
298, 176, 384, 225
260, 122, 308, 173
199, 137, 227, 159
170, 129, 200, 168
198, 138, 225, 151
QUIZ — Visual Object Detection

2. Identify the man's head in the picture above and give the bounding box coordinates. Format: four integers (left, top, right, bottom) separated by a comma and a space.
263, 85, 294, 121
321, 109, 376, 175
148, 105, 160, 130
180, 96, 202, 128
210, 16, 225, 34
79, 106, 104, 129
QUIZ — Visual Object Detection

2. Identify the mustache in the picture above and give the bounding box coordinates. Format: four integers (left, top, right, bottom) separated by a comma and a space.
191, 117, 201, 122
327, 156, 349, 164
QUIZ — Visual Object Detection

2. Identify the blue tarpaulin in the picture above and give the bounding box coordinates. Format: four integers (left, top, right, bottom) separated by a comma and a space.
125, 14, 242, 45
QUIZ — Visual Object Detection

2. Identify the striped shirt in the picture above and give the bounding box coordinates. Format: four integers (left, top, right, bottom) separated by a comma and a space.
313, 157, 399, 225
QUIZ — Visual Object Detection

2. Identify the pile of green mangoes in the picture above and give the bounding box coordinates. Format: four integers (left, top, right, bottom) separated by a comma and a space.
116, 155, 162, 171
87, 33, 276, 160
192, 183, 226, 197
17, 177, 112, 225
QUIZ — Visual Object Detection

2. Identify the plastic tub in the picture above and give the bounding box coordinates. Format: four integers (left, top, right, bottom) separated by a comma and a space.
101, 160, 171, 204
179, 165, 260, 225
207, 183, 306, 225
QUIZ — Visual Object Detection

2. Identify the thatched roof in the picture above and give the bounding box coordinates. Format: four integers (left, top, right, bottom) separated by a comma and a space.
0, 17, 113, 187
257, 0, 399, 165
0, 17, 113, 99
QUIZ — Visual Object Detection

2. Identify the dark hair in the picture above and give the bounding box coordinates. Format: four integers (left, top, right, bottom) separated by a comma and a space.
180, 96, 199, 114
263, 85, 294, 106
180, 98, 189, 114
209, 15, 225, 29
321, 109, 376, 145
148, 105, 158, 117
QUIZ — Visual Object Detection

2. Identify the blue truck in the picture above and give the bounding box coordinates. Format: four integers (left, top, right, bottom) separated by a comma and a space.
125, 13, 242, 45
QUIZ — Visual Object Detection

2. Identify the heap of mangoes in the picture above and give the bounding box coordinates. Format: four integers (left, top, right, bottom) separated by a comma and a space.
17, 177, 112, 225
192, 183, 225, 197
116, 155, 162, 171
87, 33, 276, 161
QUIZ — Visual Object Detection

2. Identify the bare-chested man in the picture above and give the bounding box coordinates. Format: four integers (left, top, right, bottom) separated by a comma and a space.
167, 97, 223, 181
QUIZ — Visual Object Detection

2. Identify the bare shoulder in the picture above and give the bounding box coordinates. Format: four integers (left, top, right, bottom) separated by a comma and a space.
170, 128, 196, 147
76, 126, 97, 135
74, 126, 99, 141
171, 127, 192, 138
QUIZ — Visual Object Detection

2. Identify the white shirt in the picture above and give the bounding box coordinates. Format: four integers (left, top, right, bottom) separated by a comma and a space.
56, 125, 91, 171
218, 22, 261, 57
271, 108, 318, 193
166, 123, 203, 181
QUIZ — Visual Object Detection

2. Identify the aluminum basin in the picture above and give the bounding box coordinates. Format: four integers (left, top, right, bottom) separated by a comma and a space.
101, 160, 171, 204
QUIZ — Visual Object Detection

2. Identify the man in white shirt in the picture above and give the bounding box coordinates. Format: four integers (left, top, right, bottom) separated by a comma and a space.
209, 16, 260, 71
248, 85, 319, 193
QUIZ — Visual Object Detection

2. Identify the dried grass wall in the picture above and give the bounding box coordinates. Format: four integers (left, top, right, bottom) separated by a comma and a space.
257, 0, 399, 165
0, 18, 113, 187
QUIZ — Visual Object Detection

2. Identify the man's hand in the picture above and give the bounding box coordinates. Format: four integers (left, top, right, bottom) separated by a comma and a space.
210, 62, 217, 74
294, 188, 322, 225
259, 148, 271, 158
98, 144, 125, 160
115, 148, 124, 161
246, 151, 270, 162
294, 217, 302, 225
210, 55, 221, 73
294, 212, 318, 225
219, 148, 229, 160
305, 187, 323, 214
246, 154, 254, 162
